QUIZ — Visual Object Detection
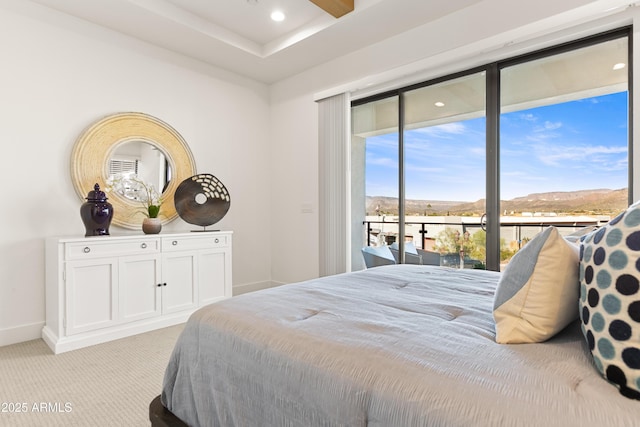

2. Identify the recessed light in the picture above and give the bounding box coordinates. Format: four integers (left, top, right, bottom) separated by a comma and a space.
613, 62, 626, 70
271, 10, 285, 22
435, 101, 445, 107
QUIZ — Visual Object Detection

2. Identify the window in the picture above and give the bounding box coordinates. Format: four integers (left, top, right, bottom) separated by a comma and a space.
498, 34, 629, 268
109, 158, 139, 177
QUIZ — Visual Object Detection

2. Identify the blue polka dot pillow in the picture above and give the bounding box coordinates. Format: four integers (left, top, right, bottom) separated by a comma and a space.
579, 202, 640, 400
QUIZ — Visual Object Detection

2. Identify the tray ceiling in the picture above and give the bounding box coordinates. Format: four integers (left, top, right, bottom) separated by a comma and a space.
26, 0, 481, 83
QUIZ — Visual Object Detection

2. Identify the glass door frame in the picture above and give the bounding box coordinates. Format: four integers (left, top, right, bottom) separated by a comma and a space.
352, 26, 632, 271
488, 27, 633, 270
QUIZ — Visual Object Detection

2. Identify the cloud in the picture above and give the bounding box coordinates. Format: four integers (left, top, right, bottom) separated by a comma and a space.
520, 113, 538, 122
535, 144, 627, 166
526, 132, 560, 143
467, 147, 485, 156
540, 121, 562, 131
366, 155, 397, 168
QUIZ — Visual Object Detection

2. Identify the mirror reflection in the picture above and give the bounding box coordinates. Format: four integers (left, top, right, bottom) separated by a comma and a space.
108, 141, 172, 201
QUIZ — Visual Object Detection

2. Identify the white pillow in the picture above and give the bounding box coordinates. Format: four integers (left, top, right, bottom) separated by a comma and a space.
493, 226, 580, 344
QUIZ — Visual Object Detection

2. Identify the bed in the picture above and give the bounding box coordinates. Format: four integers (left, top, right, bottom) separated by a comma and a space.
151, 262, 640, 426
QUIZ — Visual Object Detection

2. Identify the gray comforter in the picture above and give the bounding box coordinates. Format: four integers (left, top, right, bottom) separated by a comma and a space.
161, 265, 640, 426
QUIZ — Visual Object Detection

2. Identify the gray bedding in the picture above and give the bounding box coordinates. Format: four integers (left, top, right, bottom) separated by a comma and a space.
161, 265, 640, 426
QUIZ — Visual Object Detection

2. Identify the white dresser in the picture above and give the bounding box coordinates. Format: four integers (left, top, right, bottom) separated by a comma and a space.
43, 231, 232, 354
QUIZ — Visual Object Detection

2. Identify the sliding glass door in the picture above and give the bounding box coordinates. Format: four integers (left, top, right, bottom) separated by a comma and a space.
351, 28, 631, 272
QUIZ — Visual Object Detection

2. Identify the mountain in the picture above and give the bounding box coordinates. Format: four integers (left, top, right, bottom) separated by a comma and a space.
366, 188, 628, 216
366, 196, 465, 216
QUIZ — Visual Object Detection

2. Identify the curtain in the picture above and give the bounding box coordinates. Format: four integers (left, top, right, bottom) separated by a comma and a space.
317, 92, 350, 276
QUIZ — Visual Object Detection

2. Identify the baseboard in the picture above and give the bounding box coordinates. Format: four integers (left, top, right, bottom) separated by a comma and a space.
2, 283, 285, 347
0, 321, 45, 348
233, 280, 285, 296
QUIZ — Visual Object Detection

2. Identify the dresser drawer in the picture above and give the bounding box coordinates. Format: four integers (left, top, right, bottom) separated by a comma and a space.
161, 234, 229, 252
65, 238, 160, 260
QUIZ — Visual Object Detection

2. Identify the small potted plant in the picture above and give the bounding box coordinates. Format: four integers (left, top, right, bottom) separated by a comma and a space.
139, 182, 163, 234
106, 174, 164, 234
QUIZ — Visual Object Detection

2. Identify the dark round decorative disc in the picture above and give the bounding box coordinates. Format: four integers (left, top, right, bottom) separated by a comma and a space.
174, 174, 231, 228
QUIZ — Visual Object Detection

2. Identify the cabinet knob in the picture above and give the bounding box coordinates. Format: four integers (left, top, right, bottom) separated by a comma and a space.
157, 283, 162, 287
163, 283, 167, 287
215, 238, 220, 243
141, 243, 147, 249
172, 241, 178, 246
83, 247, 91, 253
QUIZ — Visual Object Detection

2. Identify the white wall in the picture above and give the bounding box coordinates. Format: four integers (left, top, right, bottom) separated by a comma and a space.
0, 1, 272, 345
268, 0, 640, 284
269, 93, 320, 284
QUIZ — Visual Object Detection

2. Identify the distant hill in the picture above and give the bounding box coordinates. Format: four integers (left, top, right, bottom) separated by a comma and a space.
367, 196, 465, 216
366, 188, 628, 216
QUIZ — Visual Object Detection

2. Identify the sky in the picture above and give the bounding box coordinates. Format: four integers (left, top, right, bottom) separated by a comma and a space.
365, 91, 628, 202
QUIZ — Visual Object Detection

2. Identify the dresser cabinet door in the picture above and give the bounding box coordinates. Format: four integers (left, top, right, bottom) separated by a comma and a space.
161, 252, 198, 314
199, 249, 229, 306
65, 259, 118, 335
119, 254, 161, 322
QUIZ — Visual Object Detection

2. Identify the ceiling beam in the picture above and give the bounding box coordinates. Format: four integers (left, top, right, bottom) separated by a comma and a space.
309, 0, 354, 18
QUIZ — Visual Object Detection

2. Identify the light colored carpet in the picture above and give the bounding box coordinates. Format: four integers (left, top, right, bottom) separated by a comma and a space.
0, 324, 185, 427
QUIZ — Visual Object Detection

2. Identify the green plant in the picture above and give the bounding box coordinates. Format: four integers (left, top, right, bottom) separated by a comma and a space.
147, 203, 161, 219
433, 227, 476, 255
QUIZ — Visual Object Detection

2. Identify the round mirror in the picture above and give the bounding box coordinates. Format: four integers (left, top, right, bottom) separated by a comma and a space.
71, 113, 197, 229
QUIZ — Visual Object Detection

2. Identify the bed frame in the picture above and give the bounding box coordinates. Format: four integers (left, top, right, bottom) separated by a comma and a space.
149, 395, 188, 427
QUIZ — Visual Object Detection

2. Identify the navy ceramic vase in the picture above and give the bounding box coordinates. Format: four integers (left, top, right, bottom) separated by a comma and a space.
80, 183, 113, 237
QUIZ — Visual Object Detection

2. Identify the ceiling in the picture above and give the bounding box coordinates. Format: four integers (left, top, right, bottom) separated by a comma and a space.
353, 36, 629, 137
26, 0, 481, 84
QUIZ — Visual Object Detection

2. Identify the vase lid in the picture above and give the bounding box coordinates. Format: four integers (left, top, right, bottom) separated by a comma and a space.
86, 183, 108, 202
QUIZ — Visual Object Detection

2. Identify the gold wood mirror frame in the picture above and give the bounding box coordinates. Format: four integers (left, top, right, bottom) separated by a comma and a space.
71, 112, 197, 229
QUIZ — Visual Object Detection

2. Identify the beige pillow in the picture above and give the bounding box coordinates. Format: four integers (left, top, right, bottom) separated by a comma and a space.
493, 226, 580, 344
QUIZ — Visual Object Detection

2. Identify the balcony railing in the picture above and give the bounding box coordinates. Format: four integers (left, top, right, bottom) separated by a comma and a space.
363, 217, 603, 249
